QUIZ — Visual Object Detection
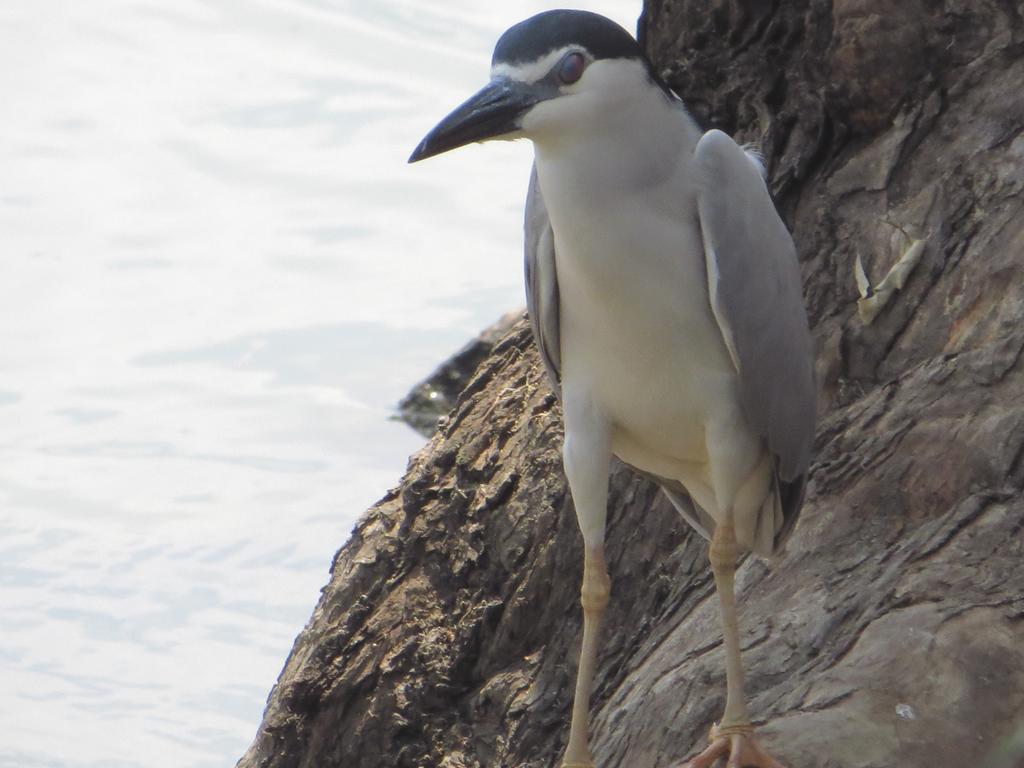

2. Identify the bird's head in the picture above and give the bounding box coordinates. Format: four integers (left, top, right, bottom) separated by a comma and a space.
408, 10, 660, 163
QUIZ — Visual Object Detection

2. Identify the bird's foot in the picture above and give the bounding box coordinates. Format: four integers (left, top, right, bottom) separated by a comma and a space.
685, 723, 786, 768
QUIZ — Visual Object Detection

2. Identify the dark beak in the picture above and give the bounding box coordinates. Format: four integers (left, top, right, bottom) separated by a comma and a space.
408, 78, 540, 163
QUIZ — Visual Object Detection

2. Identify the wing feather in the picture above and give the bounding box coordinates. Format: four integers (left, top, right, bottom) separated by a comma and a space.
694, 130, 816, 536
524, 164, 562, 392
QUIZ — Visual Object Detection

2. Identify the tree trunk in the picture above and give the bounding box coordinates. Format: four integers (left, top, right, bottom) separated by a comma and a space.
238, 2, 1024, 766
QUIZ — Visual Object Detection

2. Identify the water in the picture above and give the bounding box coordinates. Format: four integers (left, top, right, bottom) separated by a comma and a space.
0, 2, 640, 766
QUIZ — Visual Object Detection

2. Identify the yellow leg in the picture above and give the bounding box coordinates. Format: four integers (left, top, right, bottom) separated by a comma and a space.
709, 523, 749, 729
562, 545, 610, 768
687, 524, 786, 768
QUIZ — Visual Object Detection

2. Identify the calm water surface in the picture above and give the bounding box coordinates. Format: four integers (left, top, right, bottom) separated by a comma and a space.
0, 2, 639, 766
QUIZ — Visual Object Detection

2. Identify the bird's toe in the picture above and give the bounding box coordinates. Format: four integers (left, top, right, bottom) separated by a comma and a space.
685, 725, 786, 768
684, 736, 729, 768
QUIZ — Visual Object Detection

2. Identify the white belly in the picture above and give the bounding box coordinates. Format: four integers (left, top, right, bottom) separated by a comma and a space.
553, 200, 741, 474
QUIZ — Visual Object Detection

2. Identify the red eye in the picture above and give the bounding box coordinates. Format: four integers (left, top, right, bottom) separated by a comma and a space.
558, 52, 585, 84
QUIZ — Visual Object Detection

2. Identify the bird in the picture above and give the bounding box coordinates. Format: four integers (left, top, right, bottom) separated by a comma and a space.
408, 10, 815, 768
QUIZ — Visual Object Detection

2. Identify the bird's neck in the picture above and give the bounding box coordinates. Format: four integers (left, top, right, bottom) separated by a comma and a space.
532, 87, 701, 200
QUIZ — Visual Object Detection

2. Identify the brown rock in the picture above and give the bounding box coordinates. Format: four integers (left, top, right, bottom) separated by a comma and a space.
239, 2, 1024, 767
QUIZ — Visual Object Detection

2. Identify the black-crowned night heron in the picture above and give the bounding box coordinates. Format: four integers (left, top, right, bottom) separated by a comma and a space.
409, 10, 815, 768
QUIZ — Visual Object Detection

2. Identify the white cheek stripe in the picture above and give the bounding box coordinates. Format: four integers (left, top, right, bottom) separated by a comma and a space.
490, 45, 581, 84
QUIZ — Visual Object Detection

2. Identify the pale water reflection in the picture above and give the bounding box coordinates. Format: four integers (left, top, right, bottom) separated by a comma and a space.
0, 1, 639, 767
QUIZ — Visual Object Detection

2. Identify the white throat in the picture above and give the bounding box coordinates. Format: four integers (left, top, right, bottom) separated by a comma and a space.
526, 59, 701, 196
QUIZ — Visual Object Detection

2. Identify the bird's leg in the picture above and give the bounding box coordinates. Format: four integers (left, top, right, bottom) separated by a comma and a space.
563, 543, 610, 768
687, 523, 785, 768
710, 523, 749, 730
559, 414, 611, 768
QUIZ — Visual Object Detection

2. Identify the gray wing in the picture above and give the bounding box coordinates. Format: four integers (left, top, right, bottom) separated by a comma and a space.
524, 164, 562, 393
694, 130, 817, 536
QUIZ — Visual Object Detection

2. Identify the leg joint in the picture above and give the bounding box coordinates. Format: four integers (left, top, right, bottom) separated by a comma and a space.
580, 549, 610, 613
580, 575, 610, 613
713, 721, 753, 739
709, 523, 738, 572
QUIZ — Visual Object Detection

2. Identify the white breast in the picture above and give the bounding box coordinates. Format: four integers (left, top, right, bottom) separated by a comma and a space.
537, 142, 742, 472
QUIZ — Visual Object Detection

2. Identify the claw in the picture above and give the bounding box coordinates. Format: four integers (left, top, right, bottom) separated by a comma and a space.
685, 723, 786, 768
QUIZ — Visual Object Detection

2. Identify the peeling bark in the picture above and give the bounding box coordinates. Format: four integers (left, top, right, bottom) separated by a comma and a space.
239, 2, 1024, 767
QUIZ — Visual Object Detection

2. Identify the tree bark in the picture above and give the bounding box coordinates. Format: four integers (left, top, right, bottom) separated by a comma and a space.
238, 2, 1024, 766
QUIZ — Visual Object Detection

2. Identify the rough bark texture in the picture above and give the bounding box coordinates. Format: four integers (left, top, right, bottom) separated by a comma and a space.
238, 2, 1024, 767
